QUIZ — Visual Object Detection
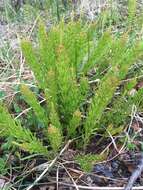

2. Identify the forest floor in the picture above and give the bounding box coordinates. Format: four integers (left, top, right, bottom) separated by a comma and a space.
1, 1, 143, 190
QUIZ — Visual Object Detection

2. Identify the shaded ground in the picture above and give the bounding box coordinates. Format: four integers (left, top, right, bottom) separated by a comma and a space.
1, 148, 143, 189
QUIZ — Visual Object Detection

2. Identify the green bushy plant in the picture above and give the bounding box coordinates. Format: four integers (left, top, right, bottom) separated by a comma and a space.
0, 20, 143, 155
0, 158, 7, 175
75, 154, 105, 172
0, 105, 48, 155
128, 0, 137, 23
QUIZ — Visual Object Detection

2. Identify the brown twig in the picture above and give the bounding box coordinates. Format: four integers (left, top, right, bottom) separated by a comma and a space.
124, 153, 143, 190
59, 162, 80, 190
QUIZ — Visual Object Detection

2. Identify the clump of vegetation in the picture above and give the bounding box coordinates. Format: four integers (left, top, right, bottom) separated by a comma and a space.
75, 154, 105, 172
0, 105, 48, 155
0, 18, 143, 158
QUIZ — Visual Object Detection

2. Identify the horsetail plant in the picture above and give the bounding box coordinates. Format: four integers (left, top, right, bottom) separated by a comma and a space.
0, 105, 48, 155
20, 84, 48, 126
128, 0, 137, 23
0, 20, 143, 155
